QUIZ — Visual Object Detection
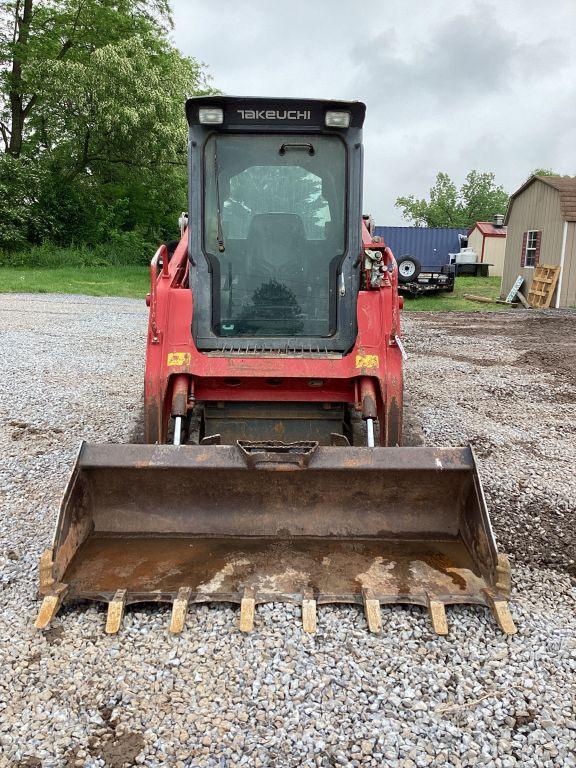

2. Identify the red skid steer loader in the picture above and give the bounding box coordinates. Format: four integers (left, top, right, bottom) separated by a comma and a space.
36, 97, 516, 636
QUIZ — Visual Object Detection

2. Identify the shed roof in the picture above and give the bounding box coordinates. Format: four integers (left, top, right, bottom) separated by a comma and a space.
505, 175, 576, 223
469, 221, 507, 237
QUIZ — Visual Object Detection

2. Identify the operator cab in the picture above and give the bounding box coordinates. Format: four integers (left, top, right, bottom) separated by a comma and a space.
185, 97, 366, 353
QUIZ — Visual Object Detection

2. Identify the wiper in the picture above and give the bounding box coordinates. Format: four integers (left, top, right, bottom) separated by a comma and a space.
214, 139, 225, 253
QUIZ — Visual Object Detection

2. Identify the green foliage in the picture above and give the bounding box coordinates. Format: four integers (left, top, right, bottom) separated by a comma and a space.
402, 276, 510, 312
0, 0, 214, 257
0, 243, 101, 268
93, 231, 156, 266
0, 265, 149, 297
0, 153, 45, 248
230, 166, 328, 236
396, 171, 509, 228
236, 279, 304, 335
531, 168, 559, 177
0, 234, 155, 267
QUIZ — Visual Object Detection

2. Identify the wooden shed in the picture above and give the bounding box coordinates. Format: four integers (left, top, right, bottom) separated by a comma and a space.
501, 175, 576, 308
468, 219, 507, 277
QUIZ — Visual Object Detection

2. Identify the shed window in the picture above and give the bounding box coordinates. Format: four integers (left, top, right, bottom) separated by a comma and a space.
521, 230, 541, 268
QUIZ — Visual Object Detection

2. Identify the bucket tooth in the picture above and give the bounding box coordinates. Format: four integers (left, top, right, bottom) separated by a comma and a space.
170, 587, 192, 634
362, 589, 382, 634
35, 584, 68, 630
495, 554, 512, 595
426, 595, 449, 635
105, 589, 127, 634
484, 592, 517, 635
239, 587, 256, 633
302, 589, 317, 634
39, 548, 56, 593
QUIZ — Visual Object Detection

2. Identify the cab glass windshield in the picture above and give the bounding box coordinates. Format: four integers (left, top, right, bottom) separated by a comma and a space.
203, 134, 346, 337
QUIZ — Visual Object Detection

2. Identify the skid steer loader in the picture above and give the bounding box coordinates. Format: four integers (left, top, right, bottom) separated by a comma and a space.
36, 97, 516, 636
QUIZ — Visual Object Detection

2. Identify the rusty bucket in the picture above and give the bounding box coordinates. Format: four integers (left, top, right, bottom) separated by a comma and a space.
36, 442, 515, 635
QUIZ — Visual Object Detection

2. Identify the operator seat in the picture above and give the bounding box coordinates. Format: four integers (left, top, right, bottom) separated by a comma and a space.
246, 213, 307, 285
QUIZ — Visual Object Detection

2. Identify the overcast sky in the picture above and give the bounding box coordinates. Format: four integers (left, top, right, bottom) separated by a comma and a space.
172, 0, 576, 225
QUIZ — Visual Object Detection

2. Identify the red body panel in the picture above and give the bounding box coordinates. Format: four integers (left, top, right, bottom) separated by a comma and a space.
144, 223, 404, 446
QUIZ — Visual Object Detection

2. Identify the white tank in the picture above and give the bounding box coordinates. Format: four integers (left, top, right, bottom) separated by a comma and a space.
455, 247, 477, 264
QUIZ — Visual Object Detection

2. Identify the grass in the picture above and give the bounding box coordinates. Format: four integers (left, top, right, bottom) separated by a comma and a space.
0, 267, 508, 312
0, 266, 149, 298
402, 275, 510, 312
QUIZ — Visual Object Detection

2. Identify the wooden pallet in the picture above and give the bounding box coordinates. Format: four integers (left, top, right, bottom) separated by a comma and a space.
527, 264, 560, 308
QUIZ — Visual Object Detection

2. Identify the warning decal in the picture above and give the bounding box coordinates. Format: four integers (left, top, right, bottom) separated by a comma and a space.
167, 352, 191, 367
355, 354, 379, 369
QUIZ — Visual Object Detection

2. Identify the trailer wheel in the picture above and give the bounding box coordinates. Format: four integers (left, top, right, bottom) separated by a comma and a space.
397, 255, 421, 283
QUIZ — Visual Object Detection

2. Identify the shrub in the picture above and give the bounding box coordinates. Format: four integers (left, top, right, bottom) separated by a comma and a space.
0, 232, 156, 268
93, 230, 155, 266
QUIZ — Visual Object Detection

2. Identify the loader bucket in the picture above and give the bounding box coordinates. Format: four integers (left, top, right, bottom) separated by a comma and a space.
36, 442, 516, 635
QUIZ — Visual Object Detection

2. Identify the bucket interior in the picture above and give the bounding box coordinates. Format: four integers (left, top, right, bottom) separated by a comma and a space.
51, 444, 499, 605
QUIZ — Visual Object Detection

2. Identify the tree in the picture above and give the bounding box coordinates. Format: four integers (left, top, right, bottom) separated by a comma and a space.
0, 0, 177, 157
531, 168, 558, 177
237, 280, 304, 336
396, 171, 509, 228
0, 0, 214, 251
230, 165, 329, 238
0, 152, 45, 248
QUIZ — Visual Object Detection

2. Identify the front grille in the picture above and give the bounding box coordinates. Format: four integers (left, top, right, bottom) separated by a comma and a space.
205, 343, 342, 359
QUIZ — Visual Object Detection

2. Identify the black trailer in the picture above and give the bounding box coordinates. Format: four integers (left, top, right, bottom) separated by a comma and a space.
396, 259, 456, 295
375, 226, 466, 295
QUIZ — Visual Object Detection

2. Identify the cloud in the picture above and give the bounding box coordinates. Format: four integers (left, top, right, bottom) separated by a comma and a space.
352, 9, 566, 111
172, 0, 576, 223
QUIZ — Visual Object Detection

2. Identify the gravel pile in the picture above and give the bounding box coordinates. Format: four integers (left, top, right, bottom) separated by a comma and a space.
0, 294, 575, 768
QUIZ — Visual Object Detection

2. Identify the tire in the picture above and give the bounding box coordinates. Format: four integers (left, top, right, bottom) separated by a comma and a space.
397, 255, 421, 284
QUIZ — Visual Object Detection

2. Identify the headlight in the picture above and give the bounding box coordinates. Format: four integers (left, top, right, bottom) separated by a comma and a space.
325, 111, 351, 128
199, 107, 224, 124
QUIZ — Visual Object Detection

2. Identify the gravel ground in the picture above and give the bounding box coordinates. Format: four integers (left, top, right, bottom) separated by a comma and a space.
0, 294, 575, 768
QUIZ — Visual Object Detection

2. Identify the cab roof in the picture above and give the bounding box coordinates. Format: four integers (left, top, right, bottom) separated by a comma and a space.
185, 96, 366, 130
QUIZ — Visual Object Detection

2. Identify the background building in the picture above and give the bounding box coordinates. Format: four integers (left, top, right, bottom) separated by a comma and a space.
501, 176, 576, 308
468, 219, 507, 277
